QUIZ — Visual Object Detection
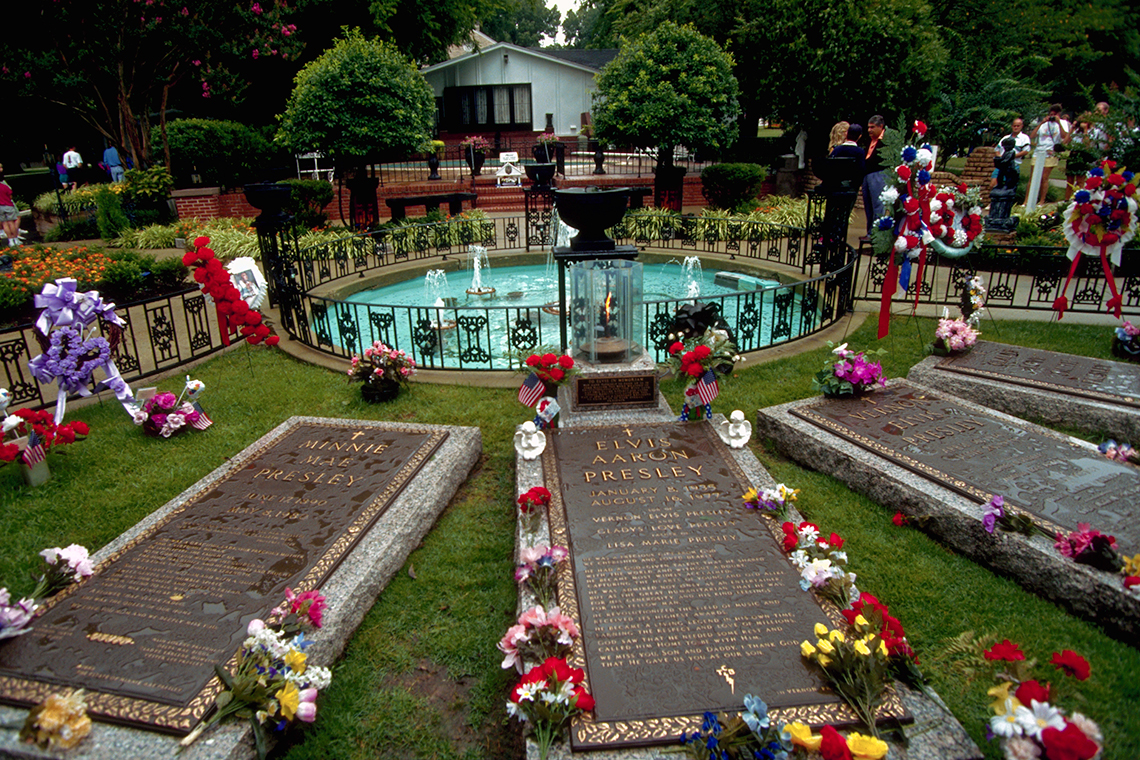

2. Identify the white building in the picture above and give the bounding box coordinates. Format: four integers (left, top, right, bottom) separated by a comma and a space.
421, 42, 617, 139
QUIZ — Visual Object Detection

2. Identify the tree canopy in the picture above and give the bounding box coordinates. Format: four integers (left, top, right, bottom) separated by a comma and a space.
481, 0, 561, 48
277, 30, 436, 160
592, 23, 740, 162
0, 0, 306, 168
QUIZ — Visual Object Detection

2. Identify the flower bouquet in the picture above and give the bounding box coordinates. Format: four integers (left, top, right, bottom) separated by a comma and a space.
679, 699, 795, 760
1111, 320, 1140, 361
498, 605, 579, 673
742, 482, 799, 520
506, 657, 595, 760
181, 588, 331, 759
459, 135, 491, 154
664, 303, 740, 420
515, 545, 568, 609
1, 544, 94, 641
812, 342, 886, 398
132, 391, 206, 437
348, 341, 416, 403
2, 407, 90, 485
931, 275, 986, 356
517, 486, 552, 534
19, 690, 92, 750
780, 520, 857, 608
522, 352, 576, 390
978, 637, 1104, 760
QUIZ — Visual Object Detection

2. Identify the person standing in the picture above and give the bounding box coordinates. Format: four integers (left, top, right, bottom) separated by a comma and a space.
860, 115, 888, 240
1025, 104, 1068, 205
0, 167, 20, 247
103, 144, 125, 183
989, 117, 1031, 190
62, 146, 83, 190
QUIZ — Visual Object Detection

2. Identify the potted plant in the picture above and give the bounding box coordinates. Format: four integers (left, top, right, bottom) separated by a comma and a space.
532, 132, 560, 164
460, 136, 491, 175
348, 341, 417, 402
426, 139, 445, 181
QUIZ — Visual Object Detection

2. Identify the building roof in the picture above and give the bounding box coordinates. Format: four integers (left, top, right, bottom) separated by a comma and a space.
533, 48, 618, 71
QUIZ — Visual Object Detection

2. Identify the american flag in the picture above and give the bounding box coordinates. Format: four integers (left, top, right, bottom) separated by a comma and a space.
190, 402, 213, 430
22, 430, 45, 467
518, 372, 544, 407
696, 370, 720, 406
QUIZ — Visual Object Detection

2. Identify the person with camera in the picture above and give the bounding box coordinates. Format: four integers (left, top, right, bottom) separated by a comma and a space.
1025, 104, 1068, 206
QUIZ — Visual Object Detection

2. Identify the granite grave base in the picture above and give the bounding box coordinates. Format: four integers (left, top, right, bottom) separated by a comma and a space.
908, 341, 1140, 443
514, 412, 981, 760
756, 381, 1140, 646
0, 417, 481, 760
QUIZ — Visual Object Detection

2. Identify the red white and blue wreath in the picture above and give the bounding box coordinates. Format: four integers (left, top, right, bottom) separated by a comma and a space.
1054, 160, 1136, 319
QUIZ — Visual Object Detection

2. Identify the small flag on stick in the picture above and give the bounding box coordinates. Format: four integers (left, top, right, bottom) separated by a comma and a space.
518, 372, 545, 407
696, 370, 719, 406
190, 404, 213, 430
22, 430, 45, 467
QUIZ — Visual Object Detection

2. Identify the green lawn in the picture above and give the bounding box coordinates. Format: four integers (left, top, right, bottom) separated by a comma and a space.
1, 314, 1137, 759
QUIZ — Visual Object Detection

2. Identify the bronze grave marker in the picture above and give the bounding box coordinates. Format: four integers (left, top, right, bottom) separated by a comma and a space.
934, 341, 1140, 408
545, 421, 906, 750
574, 373, 657, 409
0, 420, 447, 733
790, 383, 1140, 550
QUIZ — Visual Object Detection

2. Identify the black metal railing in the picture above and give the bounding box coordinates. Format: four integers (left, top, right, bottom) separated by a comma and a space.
0, 289, 232, 411
854, 244, 1140, 316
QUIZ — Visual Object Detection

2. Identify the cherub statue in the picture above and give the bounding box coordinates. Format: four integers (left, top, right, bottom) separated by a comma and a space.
718, 409, 752, 449
514, 421, 547, 460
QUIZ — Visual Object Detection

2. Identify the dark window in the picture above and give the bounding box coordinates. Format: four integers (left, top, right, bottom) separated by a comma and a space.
443, 85, 532, 130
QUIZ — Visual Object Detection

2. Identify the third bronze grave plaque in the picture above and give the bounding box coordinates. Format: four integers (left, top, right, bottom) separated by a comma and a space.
0, 419, 447, 732
574, 373, 658, 409
935, 340, 1140, 407
545, 421, 906, 749
790, 383, 1140, 552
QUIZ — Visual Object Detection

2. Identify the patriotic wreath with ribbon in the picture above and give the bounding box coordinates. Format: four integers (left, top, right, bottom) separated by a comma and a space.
1055, 160, 1137, 319
872, 121, 984, 338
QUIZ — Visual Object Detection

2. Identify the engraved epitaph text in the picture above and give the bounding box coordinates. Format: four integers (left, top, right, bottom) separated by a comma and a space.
575, 374, 657, 408
0, 421, 446, 732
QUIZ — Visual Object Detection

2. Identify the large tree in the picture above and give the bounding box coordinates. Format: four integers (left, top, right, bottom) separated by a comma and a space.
482, 0, 561, 48
0, 0, 307, 169
370, 0, 495, 63
277, 30, 435, 160
592, 22, 740, 165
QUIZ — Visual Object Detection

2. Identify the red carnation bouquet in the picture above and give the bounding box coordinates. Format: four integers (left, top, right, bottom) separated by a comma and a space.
182, 237, 280, 347
506, 656, 595, 760
1, 408, 89, 466
523, 353, 576, 386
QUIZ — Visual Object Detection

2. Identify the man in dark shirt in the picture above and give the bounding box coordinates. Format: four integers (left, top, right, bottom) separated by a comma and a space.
860, 115, 887, 240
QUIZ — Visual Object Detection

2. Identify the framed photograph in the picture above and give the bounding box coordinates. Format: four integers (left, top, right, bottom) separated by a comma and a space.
226, 257, 268, 311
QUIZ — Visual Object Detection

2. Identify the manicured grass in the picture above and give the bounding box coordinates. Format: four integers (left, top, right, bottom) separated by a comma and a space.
2, 315, 1137, 760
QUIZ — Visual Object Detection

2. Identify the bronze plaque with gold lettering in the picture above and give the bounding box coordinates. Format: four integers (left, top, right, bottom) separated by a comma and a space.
935, 341, 1140, 407
790, 384, 1140, 551
0, 420, 447, 733
574, 373, 658, 409
545, 422, 904, 749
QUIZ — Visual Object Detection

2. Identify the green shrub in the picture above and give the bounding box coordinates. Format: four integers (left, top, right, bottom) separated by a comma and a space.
281, 178, 334, 229
95, 187, 131, 241
99, 252, 147, 301
161, 119, 282, 188
700, 163, 768, 212
123, 167, 175, 199
148, 257, 191, 292
44, 215, 100, 242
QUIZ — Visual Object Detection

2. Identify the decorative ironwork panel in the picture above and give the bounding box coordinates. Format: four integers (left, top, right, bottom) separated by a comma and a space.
0, 335, 40, 406
336, 304, 361, 353
736, 298, 760, 352
800, 286, 820, 333
184, 295, 212, 353
368, 311, 395, 346
509, 316, 539, 354
456, 315, 490, 364
311, 303, 333, 348
1123, 275, 1140, 307
504, 220, 520, 248
648, 308, 675, 352
412, 318, 440, 360
772, 291, 793, 341
146, 304, 179, 365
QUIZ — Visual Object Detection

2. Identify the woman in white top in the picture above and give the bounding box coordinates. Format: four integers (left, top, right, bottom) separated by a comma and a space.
1026, 104, 1068, 205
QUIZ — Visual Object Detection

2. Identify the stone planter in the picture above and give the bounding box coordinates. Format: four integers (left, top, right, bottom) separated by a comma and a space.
464, 152, 487, 176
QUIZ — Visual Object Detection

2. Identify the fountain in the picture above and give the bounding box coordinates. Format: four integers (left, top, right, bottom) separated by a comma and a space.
424, 269, 457, 330
680, 256, 702, 301
465, 245, 496, 297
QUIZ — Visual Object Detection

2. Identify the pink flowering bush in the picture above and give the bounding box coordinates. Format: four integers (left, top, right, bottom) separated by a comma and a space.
347, 341, 416, 390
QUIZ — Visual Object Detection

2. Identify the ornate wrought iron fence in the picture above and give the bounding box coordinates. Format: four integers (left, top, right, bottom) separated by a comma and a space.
0, 289, 231, 411
854, 245, 1140, 316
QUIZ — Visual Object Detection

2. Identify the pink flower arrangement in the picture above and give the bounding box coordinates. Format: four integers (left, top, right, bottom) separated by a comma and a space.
348, 341, 417, 389
933, 317, 979, 353
1054, 523, 1123, 573
515, 545, 568, 609
814, 342, 887, 397
133, 392, 203, 438
498, 605, 579, 672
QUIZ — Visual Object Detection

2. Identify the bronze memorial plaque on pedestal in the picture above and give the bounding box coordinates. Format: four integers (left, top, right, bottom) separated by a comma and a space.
934, 340, 1140, 407
545, 422, 907, 750
574, 373, 658, 409
791, 383, 1140, 551
0, 419, 447, 733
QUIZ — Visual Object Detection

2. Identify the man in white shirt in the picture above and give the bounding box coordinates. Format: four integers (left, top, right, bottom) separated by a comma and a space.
62, 146, 83, 190
989, 117, 1031, 190
1026, 104, 1068, 205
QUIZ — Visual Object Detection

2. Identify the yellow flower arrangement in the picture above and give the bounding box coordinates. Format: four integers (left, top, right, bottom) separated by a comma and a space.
19, 690, 92, 750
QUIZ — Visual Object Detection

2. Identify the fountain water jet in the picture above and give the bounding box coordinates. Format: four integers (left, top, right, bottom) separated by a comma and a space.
681, 256, 702, 301
465, 245, 496, 297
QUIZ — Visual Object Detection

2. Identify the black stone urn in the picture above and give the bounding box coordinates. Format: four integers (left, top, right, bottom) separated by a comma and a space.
427, 153, 441, 181
525, 162, 557, 189
243, 182, 293, 229
554, 187, 631, 251
465, 151, 486, 176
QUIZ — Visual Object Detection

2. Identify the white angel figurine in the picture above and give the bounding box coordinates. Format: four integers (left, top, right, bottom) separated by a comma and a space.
719, 409, 752, 449
514, 421, 547, 461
